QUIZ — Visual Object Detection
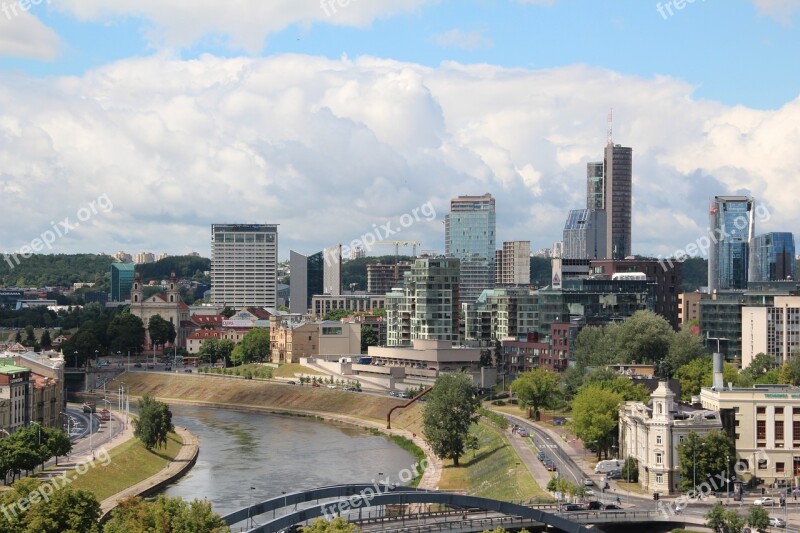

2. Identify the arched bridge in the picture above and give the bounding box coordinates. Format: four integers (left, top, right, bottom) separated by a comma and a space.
221, 484, 693, 533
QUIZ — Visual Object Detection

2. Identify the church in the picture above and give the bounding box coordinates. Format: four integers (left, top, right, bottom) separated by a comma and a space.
129, 272, 192, 349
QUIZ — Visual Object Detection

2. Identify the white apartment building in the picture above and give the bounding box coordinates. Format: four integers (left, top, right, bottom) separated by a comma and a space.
211, 224, 278, 308
742, 296, 800, 368
495, 241, 531, 286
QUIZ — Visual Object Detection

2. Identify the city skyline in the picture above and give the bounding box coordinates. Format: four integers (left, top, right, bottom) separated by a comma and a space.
2, 2, 800, 261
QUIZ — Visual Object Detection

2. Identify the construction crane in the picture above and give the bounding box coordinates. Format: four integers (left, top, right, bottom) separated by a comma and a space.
375, 241, 421, 280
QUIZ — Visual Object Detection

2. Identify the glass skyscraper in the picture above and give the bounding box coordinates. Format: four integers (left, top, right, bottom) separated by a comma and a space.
604, 144, 633, 260
562, 208, 606, 260
110, 262, 135, 302
707, 196, 754, 292
445, 193, 496, 302
749, 232, 796, 282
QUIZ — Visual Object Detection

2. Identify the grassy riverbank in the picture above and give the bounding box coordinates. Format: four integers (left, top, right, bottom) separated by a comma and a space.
53, 432, 183, 501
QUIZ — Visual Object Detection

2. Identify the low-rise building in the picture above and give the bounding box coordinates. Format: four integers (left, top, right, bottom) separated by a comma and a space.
0, 362, 31, 432
311, 294, 387, 318
269, 313, 360, 363
368, 339, 481, 373
619, 381, 723, 495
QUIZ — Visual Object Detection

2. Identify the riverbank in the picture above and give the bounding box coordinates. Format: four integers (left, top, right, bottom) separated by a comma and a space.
94, 372, 442, 490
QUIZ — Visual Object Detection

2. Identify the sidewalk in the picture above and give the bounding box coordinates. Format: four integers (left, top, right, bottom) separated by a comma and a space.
99, 425, 199, 518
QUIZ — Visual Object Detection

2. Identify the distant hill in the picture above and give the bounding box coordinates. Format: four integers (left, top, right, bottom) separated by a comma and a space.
137, 256, 211, 283
0, 254, 114, 288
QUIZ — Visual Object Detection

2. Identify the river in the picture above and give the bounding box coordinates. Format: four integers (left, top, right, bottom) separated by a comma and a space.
160, 404, 417, 516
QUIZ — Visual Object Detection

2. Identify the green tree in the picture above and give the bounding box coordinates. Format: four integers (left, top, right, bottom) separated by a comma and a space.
0, 477, 101, 533
24, 325, 35, 344
747, 505, 770, 533
584, 374, 650, 403
234, 328, 270, 364
778, 352, 800, 385
104, 495, 228, 533
133, 394, 174, 451
570, 385, 623, 459
509, 369, 562, 419
621, 456, 638, 482
60, 329, 100, 368
14, 330, 22, 343
422, 373, 480, 467
705, 502, 727, 533
742, 353, 776, 382
360, 326, 378, 353
479, 348, 493, 367
664, 329, 707, 377
323, 309, 349, 321
107, 311, 145, 354
572, 326, 612, 369
42, 427, 72, 466
723, 509, 747, 533
198, 338, 221, 364
147, 315, 172, 348
608, 310, 673, 366
301, 517, 359, 532
39, 329, 51, 349
676, 430, 735, 492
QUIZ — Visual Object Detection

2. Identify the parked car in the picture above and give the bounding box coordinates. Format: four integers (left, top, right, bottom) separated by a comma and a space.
184, 368, 192, 373
146, 363, 155, 369
287, 381, 297, 385
769, 518, 786, 528
518, 430, 529, 437
753, 497, 774, 506
605, 470, 622, 480
559, 503, 583, 512
545, 462, 557, 472
164, 366, 172, 371
584, 489, 595, 496
583, 478, 594, 486
602, 504, 622, 510
537, 451, 547, 461
312, 383, 321, 388
586, 501, 603, 510
326, 385, 337, 389
134, 362, 142, 368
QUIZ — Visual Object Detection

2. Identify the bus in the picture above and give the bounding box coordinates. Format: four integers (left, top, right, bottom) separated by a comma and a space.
100, 409, 111, 421
82, 402, 96, 413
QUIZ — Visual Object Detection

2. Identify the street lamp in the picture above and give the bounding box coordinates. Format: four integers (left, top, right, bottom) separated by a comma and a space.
73, 350, 78, 369
94, 349, 99, 367
726, 454, 730, 501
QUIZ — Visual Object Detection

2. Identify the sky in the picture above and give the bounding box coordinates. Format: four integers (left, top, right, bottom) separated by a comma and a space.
1, 0, 800, 262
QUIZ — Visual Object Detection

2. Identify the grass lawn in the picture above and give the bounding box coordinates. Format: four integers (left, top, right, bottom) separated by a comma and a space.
62, 432, 183, 501
273, 363, 324, 378
617, 481, 648, 495
438, 421, 552, 503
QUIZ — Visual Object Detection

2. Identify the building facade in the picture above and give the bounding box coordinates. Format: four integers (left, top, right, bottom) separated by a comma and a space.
289, 250, 324, 314
708, 196, 754, 292
679, 291, 710, 329
129, 273, 192, 348
749, 232, 796, 283
211, 223, 278, 308
495, 241, 531, 286
367, 262, 412, 295
604, 144, 633, 260
742, 295, 800, 367
445, 194, 496, 302
562, 209, 607, 260
311, 294, 387, 318
111, 262, 136, 302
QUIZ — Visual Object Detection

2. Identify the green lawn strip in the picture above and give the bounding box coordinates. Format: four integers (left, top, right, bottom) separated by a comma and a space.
50, 432, 183, 502
439, 421, 553, 503
273, 363, 324, 378
616, 481, 648, 495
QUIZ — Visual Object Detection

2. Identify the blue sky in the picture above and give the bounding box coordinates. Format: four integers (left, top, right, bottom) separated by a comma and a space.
1, 0, 799, 258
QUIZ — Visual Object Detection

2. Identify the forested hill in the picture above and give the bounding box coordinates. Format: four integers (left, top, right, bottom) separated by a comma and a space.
0, 254, 210, 288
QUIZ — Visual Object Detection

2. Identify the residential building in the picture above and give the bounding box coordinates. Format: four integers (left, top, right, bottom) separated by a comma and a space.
367, 262, 412, 295
590, 258, 681, 330
620, 381, 723, 495
445, 193, 496, 302
311, 294, 386, 318
155, 252, 169, 261
386, 257, 460, 347
679, 291, 711, 329
708, 196, 755, 292
603, 144, 633, 260
268, 313, 360, 363
0, 361, 31, 432
110, 262, 136, 302
562, 209, 607, 260
14, 351, 64, 428
134, 252, 155, 264
129, 273, 192, 348
113, 251, 132, 263
749, 232, 796, 283
495, 241, 531, 286
741, 295, 800, 367
211, 223, 279, 308
463, 288, 538, 346
499, 324, 575, 375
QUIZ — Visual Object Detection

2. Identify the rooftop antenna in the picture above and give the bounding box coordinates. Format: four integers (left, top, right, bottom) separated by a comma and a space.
607, 108, 613, 146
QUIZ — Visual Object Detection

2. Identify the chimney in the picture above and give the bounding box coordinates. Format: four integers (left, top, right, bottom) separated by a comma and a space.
713, 352, 724, 391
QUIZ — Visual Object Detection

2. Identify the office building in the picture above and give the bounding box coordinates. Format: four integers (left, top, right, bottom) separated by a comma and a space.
562, 209, 607, 260
586, 161, 605, 211
742, 295, 800, 367
386, 257, 460, 347
289, 250, 324, 315
110, 262, 136, 302
445, 193, 496, 302
311, 293, 387, 318
678, 291, 710, 329
211, 224, 278, 308
749, 232, 796, 283
323, 244, 342, 296
603, 144, 633, 260
708, 196, 755, 292
367, 262, 412, 295
495, 241, 531, 286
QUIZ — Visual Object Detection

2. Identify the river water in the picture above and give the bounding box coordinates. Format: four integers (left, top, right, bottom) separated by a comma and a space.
160, 404, 416, 517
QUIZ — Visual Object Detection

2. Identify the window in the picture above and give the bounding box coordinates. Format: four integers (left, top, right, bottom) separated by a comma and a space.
758, 459, 768, 470
757, 420, 766, 440
776, 462, 785, 473
775, 420, 785, 441
655, 453, 663, 465
678, 435, 685, 443
655, 473, 663, 484
757, 406, 766, 414
656, 435, 662, 445
775, 406, 784, 414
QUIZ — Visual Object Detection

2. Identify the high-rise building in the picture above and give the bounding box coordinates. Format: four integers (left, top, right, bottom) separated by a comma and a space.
586, 161, 605, 211
749, 232, 796, 283
708, 196, 754, 292
323, 244, 342, 295
386, 257, 460, 346
133, 252, 155, 264
495, 241, 531, 286
110, 263, 136, 302
562, 209, 607, 260
289, 251, 323, 314
367, 262, 412, 295
211, 224, 278, 308
445, 193, 496, 302
603, 144, 633, 260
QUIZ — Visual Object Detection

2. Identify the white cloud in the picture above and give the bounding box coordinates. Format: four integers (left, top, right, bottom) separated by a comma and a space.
52, 0, 435, 53
752, 0, 800, 22
433, 29, 493, 50
0, 54, 799, 260
0, 8, 59, 60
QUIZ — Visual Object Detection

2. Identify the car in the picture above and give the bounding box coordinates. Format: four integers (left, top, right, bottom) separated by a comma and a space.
584, 489, 595, 496
134, 362, 142, 368
559, 503, 584, 512
602, 504, 622, 510
537, 451, 547, 461
164, 366, 172, 371
753, 497, 774, 506
184, 368, 192, 373
311, 383, 321, 388
518, 430, 529, 437
606, 471, 622, 480
146, 363, 155, 369
545, 462, 557, 472
327, 385, 337, 389
287, 381, 297, 385
583, 478, 594, 486
586, 501, 603, 510
769, 518, 786, 528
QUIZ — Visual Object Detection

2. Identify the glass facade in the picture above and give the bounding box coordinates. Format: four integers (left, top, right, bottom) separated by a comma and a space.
110, 262, 136, 302
605, 145, 633, 260
708, 197, 754, 291
749, 232, 796, 282
563, 209, 606, 260
586, 161, 604, 211
445, 194, 496, 302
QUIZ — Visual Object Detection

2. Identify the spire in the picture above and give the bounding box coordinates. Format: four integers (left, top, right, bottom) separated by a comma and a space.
607, 108, 613, 146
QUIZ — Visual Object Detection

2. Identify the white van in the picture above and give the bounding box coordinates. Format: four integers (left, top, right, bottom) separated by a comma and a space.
594, 459, 622, 474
